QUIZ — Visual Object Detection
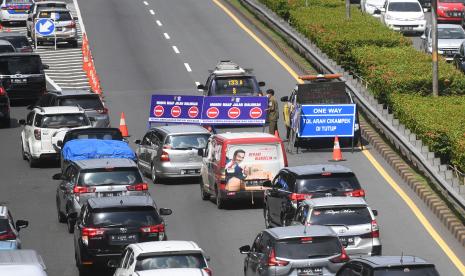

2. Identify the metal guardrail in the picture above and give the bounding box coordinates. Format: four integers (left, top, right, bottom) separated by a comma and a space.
239, 0, 465, 215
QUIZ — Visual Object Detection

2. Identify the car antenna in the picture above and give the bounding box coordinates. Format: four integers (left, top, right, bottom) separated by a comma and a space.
400, 252, 404, 264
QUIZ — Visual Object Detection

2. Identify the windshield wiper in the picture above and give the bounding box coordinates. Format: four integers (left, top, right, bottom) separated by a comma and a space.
312, 188, 339, 193
97, 223, 126, 228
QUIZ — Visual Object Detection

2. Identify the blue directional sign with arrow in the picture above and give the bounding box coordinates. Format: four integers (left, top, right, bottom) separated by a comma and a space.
35, 18, 55, 36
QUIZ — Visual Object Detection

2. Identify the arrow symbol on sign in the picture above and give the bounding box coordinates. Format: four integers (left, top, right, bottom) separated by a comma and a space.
39, 20, 53, 33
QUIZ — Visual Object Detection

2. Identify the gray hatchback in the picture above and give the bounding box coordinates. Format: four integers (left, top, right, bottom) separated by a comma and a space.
54, 158, 148, 233
135, 125, 211, 183
239, 225, 348, 276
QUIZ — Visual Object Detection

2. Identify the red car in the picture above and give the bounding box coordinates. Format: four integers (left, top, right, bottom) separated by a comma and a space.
437, 0, 465, 23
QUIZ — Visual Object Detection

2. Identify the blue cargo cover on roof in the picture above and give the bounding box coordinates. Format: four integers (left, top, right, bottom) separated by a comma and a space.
62, 139, 136, 161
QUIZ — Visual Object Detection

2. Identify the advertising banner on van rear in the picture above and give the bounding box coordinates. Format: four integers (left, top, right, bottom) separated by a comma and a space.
224, 144, 283, 192
148, 94, 267, 125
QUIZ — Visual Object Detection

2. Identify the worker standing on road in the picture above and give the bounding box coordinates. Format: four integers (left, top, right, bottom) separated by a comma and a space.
266, 89, 279, 135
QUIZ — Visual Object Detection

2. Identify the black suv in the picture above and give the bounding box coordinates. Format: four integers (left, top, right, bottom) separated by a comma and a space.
72, 195, 172, 274
0, 86, 9, 127
197, 60, 265, 96
263, 165, 365, 227
0, 32, 33, 53
336, 256, 440, 276
0, 53, 48, 101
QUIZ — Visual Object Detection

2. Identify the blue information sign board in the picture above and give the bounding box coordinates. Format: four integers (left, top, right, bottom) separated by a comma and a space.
148, 95, 267, 125
298, 104, 356, 138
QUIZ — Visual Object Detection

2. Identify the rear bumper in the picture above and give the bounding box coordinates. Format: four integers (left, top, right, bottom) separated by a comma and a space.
157, 162, 202, 178
79, 247, 121, 267
0, 11, 28, 21
219, 189, 265, 201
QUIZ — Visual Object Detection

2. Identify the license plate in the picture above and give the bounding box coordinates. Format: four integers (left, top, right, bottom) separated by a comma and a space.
56, 27, 62, 31
101, 192, 122, 197
451, 12, 462, 17
14, 9, 25, 12
400, 26, 413, 31
298, 267, 323, 275
443, 51, 454, 55
110, 234, 137, 243
339, 236, 355, 246
12, 78, 26, 84
425, 2, 431, 6
181, 169, 198, 175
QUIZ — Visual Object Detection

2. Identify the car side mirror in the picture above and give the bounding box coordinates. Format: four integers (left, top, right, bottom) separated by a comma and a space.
197, 148, 204, 157
159, 208, 172, 216
423, 8, 428, 12
42, 64, 49, 70
107, 259, 119, 268
373, 9, 381, 14
27, 17, 32, 20
19, 119, 26, 125
74, 16, 79, 21
341, 240, 349, 247
372, 209, 378, 216
206, 256, 211, 262
15, 220, 28, 231
134, 139, 141, 145
262, 180, 272, 187
52, 173, 64, 180
421, 34, 426, 40
57, 140, 63, 148
239, 245, 251, 254
280, 96, 289, 102
258, 81, 266, 87
197, 84, 205, 90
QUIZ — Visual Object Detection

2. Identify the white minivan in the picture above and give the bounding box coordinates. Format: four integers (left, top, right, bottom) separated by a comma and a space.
0, 0, 33, 24
379, 0, 427, 34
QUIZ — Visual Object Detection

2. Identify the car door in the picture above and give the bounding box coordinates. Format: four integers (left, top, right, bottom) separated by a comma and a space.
208, 140, 221, 192
266, 173, 284, 225
245, 232, 262, 276
23, 111, 35, 152
60, 165, 77, 215
114, 248, 130, 276
137, 132, 152, 170
201, 139, 213, 192
148, 130, 163, 167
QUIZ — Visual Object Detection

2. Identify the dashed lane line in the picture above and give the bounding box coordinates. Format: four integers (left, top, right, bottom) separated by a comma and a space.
149, 9, 155, 15
156, 20, 162, 26
163, 33, 170, 39
172, 46, 180, 54
184, 63, 192, 72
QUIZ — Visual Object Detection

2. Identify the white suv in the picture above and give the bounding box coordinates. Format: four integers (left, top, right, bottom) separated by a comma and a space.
379, 0, 427, 34
112, 241, 211, 275
20, 106, 91, 167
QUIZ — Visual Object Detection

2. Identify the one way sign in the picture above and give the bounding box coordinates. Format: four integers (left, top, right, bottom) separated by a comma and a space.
35, 18, 55, 36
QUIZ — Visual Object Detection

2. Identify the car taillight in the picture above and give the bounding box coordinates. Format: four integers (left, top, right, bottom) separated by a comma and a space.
126, 183, 148, 191
73, 186, 96, 194
34, 129, 41, 140
360, 219, 380, 239
345, 189, 365, 197
1, 7, 7, 10
0, 87, 5, 96
20, 48, 33, 53
67, 21, 76, 28
329, 246, 350, 263
203, 268, 213, 276
96, 107, 108, 114
160, 151, 170, 162
140, 224, 165, 240
82, 227, 105, 246
0, 231, 16, 240
267, 248, 289, 267
289, 193, 310, 202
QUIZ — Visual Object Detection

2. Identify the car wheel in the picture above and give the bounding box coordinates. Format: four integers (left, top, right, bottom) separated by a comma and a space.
215, 186, 225, 209
151, 164, 157, 184
264, 207, 272, 228
20, 141, 27, 160
28, 156, 38, 168
67, 218, 75, 233
200, 179, 210, 201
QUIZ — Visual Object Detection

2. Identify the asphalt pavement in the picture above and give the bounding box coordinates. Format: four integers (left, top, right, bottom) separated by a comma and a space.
0, 1, 463, 276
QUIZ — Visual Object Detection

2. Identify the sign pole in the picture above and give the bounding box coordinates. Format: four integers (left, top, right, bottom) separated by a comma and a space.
34, 19, 37, 50
54, 20, 57, 51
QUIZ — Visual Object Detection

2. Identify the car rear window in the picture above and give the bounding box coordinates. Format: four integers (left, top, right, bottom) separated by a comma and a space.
34, 113, 89, 128
310, 207, 372, 226
58, 96, 104, 110
64, 130, 123, 144
374, 266, 440, 276
213, 76, 258, 95
296, 173, 361, 193
0, 219, 12, 234
78, 168, 143, 186
0, 56, 42, 75
275, 236, 341, 259
135, 253, 207, 271
88, 207, 161, 227
38, 11, 72, 21
0, 46, 14, 53
165, 134, 210, 150
0, 37, 31, 49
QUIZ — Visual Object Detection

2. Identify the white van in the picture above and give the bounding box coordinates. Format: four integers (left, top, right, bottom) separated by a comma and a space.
0, 249, 47, 276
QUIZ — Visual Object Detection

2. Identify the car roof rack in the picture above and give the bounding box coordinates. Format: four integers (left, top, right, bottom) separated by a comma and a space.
213, 60, 246, 75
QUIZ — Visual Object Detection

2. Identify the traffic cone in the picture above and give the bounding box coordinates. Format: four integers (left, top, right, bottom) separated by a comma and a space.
330, 136, 345, 162
274, 130, 280, 138
119, 112, 129, 137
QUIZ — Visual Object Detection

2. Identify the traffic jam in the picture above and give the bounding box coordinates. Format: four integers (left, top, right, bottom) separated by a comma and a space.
0, 0, 462, 275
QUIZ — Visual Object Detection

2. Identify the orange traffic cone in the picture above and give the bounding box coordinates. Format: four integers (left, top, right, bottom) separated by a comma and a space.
119, 112, 129, 137
274, 130, 280, 138
330, 136, 345, 162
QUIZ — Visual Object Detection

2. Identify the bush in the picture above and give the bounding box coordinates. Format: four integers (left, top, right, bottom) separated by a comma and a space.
390, 94, 465, 171
260, 0, 291, 20
351, 46, 465, 101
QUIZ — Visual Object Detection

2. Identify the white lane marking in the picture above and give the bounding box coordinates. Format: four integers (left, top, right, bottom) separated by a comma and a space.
172, 46, 180, 54
143, 1, 148, 5
184, 63, 192, 72
149, 9, 155, 15
163, 33, 170, 39
156, 20, 162, 26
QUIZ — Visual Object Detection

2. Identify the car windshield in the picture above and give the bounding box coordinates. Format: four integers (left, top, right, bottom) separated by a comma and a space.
310, 207, 372, 226
89, 208, 161, 227
388, 2, 422, 11
78, 169, 143, 186
165, 134, 210, 149
0, 37, 30, 49
275, 237, 341, 259
135, 253, 207, 271
213, 76, 257, 95
58, 96, 104, 110
296, 173, 362, 193
438, 28, 465, 39
37, 3, 67, 10
0, 46, 14, 53
0, 56, 42, 75
36, 113, 89, 128
374, 266, 440, 276
38, 11, 72, 21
